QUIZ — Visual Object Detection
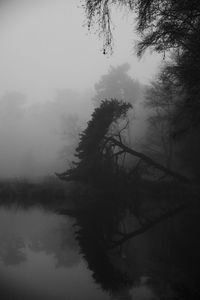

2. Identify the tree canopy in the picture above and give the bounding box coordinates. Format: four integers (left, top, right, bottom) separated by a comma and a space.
84, 0, 200, 128
56, 99, 132, 186
84, 0, 200, 55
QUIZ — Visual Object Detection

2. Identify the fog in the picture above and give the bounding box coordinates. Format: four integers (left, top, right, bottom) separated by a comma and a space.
0, 2, 199, 300
0, 0, 161, 179
0, 89, 94, 178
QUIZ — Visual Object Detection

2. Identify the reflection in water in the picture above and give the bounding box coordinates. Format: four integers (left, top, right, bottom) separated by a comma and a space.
0, 206, 110, 300
0, 206, 81, 267
0, 235, 26, 266
68, 194, 156, 300
74, 212, 132, 292
0, 205, 154, 300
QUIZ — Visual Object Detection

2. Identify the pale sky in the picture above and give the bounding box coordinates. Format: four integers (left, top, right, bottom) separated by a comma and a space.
0, 0, 162, 103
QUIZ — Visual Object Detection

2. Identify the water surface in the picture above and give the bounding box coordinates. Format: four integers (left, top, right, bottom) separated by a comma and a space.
0, 205, 153, 300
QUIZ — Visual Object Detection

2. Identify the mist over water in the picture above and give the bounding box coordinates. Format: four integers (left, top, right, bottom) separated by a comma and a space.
0, 206, 107, 300
0, 206, 155, 300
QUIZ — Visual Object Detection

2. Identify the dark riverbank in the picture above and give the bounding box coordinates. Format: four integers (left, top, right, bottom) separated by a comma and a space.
0, 177, 72, 208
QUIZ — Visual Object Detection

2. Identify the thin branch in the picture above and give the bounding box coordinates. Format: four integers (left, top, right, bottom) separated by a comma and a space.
110, 119, 130, 144
112, 150, 126, 157
107, 137, 192, 184
109, 203, 186, 249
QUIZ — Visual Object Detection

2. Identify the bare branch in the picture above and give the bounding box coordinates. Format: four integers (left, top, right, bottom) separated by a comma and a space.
112, 150, 126, 157
107, 137, 192, 184
109, 203, 186, 249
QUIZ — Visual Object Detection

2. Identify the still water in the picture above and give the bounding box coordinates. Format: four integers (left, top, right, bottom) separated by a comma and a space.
0, 206, 153, 300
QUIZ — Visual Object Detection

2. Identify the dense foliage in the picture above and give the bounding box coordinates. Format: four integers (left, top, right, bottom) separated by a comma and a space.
84, 0, 200, 54
57, 99, 132, 186
84, 0, 200, 128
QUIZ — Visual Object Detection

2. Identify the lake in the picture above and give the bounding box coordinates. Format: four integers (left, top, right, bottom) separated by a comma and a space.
0, 205, 154, 300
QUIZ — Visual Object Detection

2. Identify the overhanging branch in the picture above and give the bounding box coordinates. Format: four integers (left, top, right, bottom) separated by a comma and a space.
108, 137, 192, 184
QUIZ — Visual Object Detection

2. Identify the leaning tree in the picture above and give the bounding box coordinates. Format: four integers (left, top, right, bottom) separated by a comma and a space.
56, 99, 194, 248
56, 99, 132, 186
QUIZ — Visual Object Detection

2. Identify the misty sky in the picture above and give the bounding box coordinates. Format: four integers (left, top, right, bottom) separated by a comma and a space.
0, 0, 161, 103
0, 0, 162, 178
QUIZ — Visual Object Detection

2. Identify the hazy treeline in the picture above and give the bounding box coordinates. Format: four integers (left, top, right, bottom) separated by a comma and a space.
0, 89, 92, 179
0, 63, 146, 180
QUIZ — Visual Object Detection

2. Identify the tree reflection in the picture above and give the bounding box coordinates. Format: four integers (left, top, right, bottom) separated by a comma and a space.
0, 234, 26, 266
57, 185, 200, 299
65, 192, 135, 294
0, 208, 81, 269
28, 222, 81, 268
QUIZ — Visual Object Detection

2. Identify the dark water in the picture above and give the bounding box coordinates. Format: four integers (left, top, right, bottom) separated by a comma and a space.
0, 206, 154, 300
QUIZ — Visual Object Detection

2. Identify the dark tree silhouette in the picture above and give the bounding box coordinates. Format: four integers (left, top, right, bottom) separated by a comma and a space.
57, 99, 194, 249
84, 0, 200, 56
56, 99, 132, 187
84, 0, 200, 128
